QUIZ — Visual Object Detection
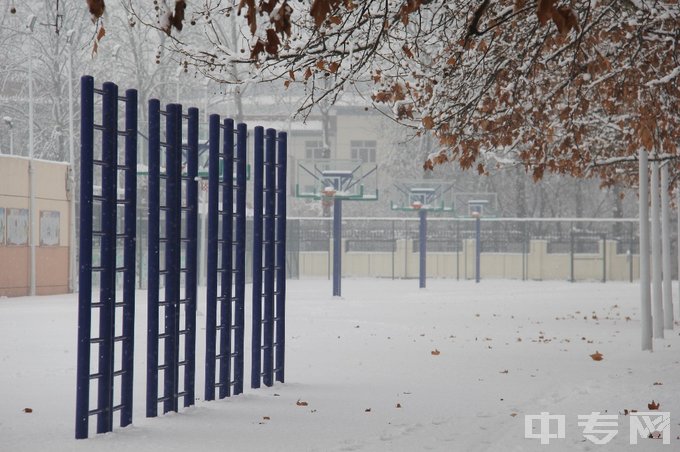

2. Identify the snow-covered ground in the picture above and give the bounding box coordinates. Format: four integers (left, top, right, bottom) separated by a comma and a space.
1, 279, 678, 451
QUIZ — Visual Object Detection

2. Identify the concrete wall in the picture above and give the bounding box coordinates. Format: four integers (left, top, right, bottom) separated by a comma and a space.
297, 238, 640, 282
0, 155, 72, 296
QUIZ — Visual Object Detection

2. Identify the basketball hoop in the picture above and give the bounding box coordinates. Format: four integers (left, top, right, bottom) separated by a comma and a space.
322, 187, 337, 198
321, 187, 336, 208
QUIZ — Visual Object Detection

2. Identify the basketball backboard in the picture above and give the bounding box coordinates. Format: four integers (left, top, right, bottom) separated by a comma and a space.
452, 192, 498, 217
390, 180, 455, 212
295, 159, 378, 201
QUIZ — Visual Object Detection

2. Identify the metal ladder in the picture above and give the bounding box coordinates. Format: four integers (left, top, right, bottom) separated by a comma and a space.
146, 101, 199, 417
205, 117, 248, 400
252, 127, 287, 388
75, 77, 138, 439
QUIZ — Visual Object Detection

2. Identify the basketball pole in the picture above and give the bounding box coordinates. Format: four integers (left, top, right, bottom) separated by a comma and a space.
332, 197, 342, 297
419, 208, 427, 289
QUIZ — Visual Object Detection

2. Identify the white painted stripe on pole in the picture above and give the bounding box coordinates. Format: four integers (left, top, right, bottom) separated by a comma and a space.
639, 149, 652, 351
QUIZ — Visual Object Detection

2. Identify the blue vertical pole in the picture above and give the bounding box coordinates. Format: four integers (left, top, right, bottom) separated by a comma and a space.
233, 123, 247, 395
204, 114, 220, 402
251, 126, 264, 389
164, 103, 181, 414
184, 107, 199, 408
146, 99, 161, 418
475, 216, 481, 283
419, 209, 427, 289
219, 118, 234, 399
75, 75, 94, 440
263, 129, 276, 387
120, 88, 137, 428
97, 81, 117, 434
333, 198, 342, 297
275, 131, 287, 384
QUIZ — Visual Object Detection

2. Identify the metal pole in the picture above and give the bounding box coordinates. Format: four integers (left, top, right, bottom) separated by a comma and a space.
638, 149, 652, 351
120, 88, 138, 428
204, 114, 220, 402
251, 126, 264, 389
475, 215, 481, 283
28, 32, 36, 296
275, 131, 287, 384
263, 128, 276, 386
660, 164, 673, 329
602, 234, 607, 283
419, 209, 427, 288
333, 198, 342, 296
650, 161, 664, 338
75, 75, 94, 440
67, 35, 76, 293
570, 230, 575, 283
234, 122, 247, 394
146, 99, 161, 417
391, 220, 395, 280
97, 81, 118, 434
184, 107, 199, 407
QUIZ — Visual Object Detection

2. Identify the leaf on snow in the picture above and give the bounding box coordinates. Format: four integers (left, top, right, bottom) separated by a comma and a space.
590, 351, 603, 361
648, 400, 660, 410
296, 399, 309, 407
431, 349, 441, 356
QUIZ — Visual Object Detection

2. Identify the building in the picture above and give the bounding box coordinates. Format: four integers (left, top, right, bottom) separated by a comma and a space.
0, 155, 73, 296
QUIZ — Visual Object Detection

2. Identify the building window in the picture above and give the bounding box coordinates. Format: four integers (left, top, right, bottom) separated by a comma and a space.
305, 140, 330, 160
350, 140, 377, 163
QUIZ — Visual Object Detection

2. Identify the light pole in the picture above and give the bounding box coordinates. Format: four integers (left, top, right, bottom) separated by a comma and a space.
66, 29, 77, 293
2, 117, 12, 155
27, 14, 37, 296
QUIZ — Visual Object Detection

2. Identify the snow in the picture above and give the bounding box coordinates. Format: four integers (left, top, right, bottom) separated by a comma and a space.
1, 279, 679, 451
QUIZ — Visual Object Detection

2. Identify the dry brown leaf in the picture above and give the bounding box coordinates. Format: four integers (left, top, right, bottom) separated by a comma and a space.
170, 0, 186, 32
422, 116, 435, 129
364, 408, 371, 412
510, 412, 518, 417
262, 416, 270, 420
396, 403, 402, 408
431, 349, 440, 356
653, 382, 663, 386
23, 408, 33, 413
590, 351, 604, 361
648, 400, 660, 410
87, 0, 105, 21
296, 400, 309, 407
92, 24, 106, 57
536, 0, 556, 25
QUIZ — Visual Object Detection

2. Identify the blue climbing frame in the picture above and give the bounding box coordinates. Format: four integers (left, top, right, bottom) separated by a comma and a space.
204, 117, 248, 400
251, 128, 288, 388
146, 102, 199, 417
76, 75, 288, 439
75, 77, 138, 439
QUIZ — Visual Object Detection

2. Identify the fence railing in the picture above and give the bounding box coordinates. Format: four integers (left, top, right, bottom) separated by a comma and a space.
285, 217, 678, 282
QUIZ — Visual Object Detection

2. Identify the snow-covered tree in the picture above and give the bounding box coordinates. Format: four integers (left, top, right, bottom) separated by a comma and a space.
118, 0, 678, 189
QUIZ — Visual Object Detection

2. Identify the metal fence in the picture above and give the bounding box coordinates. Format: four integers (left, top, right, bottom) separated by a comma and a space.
286, 217, 678, 282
